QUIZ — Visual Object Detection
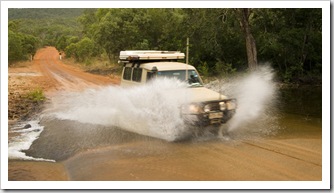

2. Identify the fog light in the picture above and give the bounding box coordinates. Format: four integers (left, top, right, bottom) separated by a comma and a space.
204, 105, 211, 112
219, 102, 226, 111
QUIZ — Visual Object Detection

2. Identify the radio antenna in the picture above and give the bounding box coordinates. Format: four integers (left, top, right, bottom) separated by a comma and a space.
186, 37, 189, 82
186, 37, 189, 65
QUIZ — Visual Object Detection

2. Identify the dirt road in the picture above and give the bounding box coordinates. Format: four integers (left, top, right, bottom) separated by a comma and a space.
7, 47, 323, 187
31, 46, 119, 92
8, 47, 119, 120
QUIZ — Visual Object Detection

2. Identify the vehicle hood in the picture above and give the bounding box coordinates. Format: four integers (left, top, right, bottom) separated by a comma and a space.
188, 87, 228, 103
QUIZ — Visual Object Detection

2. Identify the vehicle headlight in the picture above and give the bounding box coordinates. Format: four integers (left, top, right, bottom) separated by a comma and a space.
183, 104, 203, 114
226, 100, 237, 110
219, 102, 226, 111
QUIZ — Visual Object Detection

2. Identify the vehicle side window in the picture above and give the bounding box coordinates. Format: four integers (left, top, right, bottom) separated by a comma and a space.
123, 67, 132, 80
132, 68, 142, 82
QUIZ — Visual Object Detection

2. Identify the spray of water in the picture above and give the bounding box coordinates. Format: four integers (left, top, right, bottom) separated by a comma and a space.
206, 64, 279, 136
45, 78, 192, 142
8, 120, 55, 162
7, 64, 279, 162
44, 64, 279, 142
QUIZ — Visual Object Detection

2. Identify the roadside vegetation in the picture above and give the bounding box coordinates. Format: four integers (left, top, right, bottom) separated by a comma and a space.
8, 8, 322, 85
26, 88, 46, 102
9, 84, 46, 120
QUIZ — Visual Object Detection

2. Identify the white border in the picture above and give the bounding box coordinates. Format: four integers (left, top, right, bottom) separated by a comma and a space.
321, 1, 331, 190
0, 0, 329, 8
1, 0, 331, 190
1, 3, 9, 191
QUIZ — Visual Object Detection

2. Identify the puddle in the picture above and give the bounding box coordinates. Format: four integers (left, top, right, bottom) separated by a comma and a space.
8, 120, 55, 162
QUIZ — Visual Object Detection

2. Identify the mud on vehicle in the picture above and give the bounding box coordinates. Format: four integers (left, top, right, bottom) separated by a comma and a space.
119, 50, 237, 138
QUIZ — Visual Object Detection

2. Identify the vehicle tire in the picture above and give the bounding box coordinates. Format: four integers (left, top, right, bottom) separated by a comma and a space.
217, 125, 229, 139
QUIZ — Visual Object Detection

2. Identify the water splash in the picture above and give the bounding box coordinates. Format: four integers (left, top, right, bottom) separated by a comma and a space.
45, 78, 192, 141
44, 65, 279, 141
206, 65, 279, 136
8, 120, 55, 162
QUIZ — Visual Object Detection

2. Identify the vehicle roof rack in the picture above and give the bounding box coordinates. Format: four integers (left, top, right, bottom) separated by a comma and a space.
119, 50, 185, 61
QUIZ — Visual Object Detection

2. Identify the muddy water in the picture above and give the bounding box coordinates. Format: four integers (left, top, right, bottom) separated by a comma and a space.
275, 86, 322, 138
12, 85, 321, 182
7, 75, 323, 184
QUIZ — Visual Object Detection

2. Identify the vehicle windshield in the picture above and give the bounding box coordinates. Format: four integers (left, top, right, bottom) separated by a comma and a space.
157, 70, 203, 87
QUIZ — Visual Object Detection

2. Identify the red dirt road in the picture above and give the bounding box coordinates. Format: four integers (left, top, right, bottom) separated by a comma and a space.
32, 47, 119, 93
8, 47, 119, 120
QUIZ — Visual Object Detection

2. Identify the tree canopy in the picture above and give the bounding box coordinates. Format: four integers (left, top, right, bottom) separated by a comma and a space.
8, 8, 322, 84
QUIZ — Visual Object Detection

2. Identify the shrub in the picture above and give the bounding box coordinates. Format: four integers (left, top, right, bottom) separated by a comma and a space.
26, 88, 45, 102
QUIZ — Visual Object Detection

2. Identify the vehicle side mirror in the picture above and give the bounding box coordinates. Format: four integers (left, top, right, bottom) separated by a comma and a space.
152, 66, 158, 73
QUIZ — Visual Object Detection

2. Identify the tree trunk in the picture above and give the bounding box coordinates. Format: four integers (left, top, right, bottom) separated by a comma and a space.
236, 8, 258, 70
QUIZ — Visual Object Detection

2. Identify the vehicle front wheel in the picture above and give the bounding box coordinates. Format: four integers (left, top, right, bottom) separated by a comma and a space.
217, 125, 230, 140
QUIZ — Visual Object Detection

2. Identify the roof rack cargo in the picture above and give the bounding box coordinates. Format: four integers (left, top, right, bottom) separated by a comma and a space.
119, 50, 185, 61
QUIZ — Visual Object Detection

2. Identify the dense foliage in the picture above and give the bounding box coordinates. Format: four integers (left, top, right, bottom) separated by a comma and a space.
8, 8, 85, 19
8, 8, 84, 64
8, 8, 322, 84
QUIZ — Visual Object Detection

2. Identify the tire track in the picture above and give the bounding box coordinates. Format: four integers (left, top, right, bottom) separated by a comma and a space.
63, 138, 321, 181
243, 139, 321, 166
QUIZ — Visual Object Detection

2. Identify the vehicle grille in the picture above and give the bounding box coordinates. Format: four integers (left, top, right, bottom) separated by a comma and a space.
204, 102, 220, 111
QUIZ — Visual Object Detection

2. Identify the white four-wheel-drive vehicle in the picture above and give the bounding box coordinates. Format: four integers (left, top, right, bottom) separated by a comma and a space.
119, 50, 236, 138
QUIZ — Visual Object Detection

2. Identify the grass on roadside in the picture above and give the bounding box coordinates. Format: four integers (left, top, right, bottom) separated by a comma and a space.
62, 57, 122, 77
26, 88, 46, 102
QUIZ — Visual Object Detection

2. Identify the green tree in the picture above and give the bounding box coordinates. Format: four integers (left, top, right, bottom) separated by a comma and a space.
8, 30, 24, 63
64, 43, 78, 59
22, 34, 39, 58
75, 37, 96, 62
78, 8, 98, 38
65, 37, 97, 62
8, 8, 322, 84
253, 8, 322, 82
8, 29, 39, 64
235, 8, 258, 70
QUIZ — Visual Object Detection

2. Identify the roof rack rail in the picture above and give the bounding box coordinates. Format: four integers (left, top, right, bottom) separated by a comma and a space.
119, 50, 185, 61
